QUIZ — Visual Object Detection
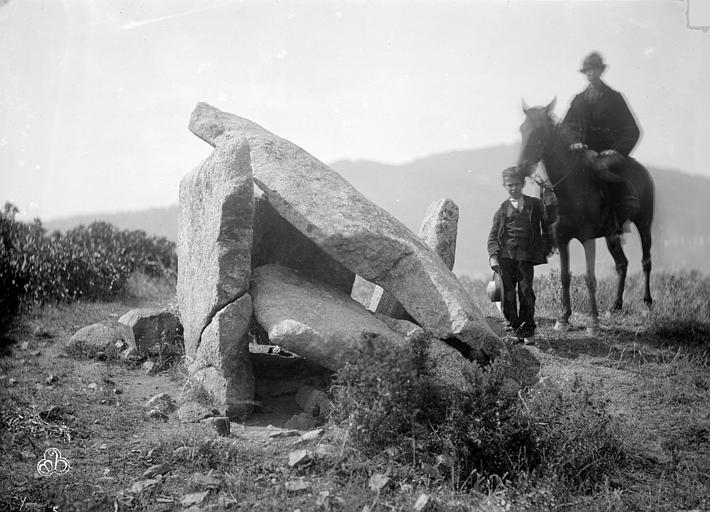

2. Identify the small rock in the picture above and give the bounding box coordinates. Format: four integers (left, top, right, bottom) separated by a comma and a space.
30, 350, 41, 357
190, 472, 222, 488
120, 346, 141, 360
142, 361, 156, 373
20, 341, 29, 350
113, 388, 123, 395
115, 340, 128, 351
129, 479, 159, 494
268, 429, 301, 439
300, 428, 324, 442
87, 382, 98, 390
45, 374, 57, 385
147, 409, 169, 422
142, 462, 170, 479
95, 351, 107, 361
285, 412, 317, 431
368, 473, 390, 492
180, 491, 209, 507
287, 449, 312, 468
8, 378, 16, 386
99, 443, 108, 450
32, 326, 53, 338
144, 393, 175, 414
413, 494, 432, 512
285, 479, 310, 492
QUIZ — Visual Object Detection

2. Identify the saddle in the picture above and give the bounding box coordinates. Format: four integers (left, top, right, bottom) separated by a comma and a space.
585, 151, 640, 223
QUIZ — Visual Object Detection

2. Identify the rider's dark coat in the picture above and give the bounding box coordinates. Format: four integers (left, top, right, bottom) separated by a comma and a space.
561, 81, 640, 156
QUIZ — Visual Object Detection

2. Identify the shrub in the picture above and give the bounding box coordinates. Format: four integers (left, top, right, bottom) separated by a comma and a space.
0, 202, 177, 334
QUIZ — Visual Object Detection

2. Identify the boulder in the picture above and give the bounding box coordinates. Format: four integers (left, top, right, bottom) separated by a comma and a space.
67, 323, 124, 356
253, 191, 355, 294
177, 139, 253, 358
117, 309, 182, 356
371, 198, 459, 319
251, 264, 406, 371
188, 296, 255, 420
189, 103, 505, 362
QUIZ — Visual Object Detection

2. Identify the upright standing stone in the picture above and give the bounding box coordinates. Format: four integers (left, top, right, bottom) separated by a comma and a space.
371, 198, 460, 319
177, 139, 254, 358
189, 103, 505, 362
188, 296, 254, 420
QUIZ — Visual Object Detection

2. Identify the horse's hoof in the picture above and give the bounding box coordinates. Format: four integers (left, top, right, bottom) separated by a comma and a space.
554, 321, 570, 332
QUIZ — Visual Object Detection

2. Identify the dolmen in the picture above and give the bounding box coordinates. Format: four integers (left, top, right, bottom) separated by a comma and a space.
178, 102, 538, 420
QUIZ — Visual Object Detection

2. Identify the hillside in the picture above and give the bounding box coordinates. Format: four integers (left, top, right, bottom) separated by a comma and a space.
44, 145, 710, 278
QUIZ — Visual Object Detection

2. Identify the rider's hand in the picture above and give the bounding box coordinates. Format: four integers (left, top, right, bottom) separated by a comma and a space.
569, 142, 587, 151
490, 256, 500, 273
600, 149, 619, 157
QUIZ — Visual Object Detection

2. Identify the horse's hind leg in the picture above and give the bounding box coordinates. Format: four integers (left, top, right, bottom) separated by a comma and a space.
637, 220, 653, 307
554, 241, 573, 331
605, 233, 628, 311
583, 238, 600, 336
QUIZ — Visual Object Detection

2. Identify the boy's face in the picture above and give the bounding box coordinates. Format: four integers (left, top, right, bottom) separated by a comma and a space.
503, 177, 524, 200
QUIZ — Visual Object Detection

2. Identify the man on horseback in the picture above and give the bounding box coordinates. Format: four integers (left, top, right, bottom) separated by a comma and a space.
562, 51, 641, 229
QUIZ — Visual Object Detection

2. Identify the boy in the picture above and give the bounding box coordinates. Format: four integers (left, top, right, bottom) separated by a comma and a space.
487, 167, 553, 344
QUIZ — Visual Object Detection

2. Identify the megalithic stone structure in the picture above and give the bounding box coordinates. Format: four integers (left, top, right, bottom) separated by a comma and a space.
188, 102, 505, 361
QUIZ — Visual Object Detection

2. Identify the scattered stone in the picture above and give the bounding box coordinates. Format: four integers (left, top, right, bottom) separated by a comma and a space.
94, 351, 106, 360
32, 326, 53, 339
120, 346, 141, 361
300, 428, 324, 443
180, 491, 209, 507
142, 361, 156, 373
147, 410, 169, 422
20, 341, 29, 350
8, 378, 17, 386
285, 479, 310, 492
118, 308, 183, 356
177, 402, 215, 423
87, 382, 98, 390
189, 472, 222, 488
99, 444, 108, 450
144, 393, 176, 414
177, 139, 253, 359
368, 473, 391, 492
268, 429, 301, 439
287, 449, 312, 468
143, 463, 170, 479
413, 493, 433, 512
68, 323, 124, 356
295, 386, 332, 419
212, 417, 231, 437
45, 374, 57, 385
285, 412, 317, 431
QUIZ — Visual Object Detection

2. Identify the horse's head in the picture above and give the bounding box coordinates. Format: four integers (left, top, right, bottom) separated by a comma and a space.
517, 98, 556, 176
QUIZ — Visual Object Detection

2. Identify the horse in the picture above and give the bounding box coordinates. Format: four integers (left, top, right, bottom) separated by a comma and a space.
516, 99, 654, 335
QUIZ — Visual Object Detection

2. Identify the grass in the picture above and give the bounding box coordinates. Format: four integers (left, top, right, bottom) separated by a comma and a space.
0, 270, 708, 511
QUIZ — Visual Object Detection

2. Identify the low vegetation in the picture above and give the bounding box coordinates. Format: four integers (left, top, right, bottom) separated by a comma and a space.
0, 215, 708, 511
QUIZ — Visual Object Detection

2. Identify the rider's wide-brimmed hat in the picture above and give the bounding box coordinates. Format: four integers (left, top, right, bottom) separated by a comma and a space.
486, 272, 503, 302
579, 52, 607, 72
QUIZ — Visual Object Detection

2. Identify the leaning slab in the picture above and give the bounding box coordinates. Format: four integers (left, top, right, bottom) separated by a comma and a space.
372, 198, 460, 318
251, 264, 406, 370
188, 296, 254, 420
177, 139, 254, 358
189, 103, 504, 362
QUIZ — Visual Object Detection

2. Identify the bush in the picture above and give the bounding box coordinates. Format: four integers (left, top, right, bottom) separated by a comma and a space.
0, 202, 177, 334
331, 338, 628, 494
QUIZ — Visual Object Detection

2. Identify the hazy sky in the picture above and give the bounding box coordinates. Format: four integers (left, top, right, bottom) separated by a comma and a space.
1, 0, 708, 220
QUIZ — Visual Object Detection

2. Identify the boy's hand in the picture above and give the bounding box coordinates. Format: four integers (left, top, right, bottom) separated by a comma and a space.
489, 255, 500, 273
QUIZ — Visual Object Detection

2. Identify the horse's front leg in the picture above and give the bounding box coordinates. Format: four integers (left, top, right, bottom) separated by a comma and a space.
605, 233, 628, 311
583, 238, 600, 336
554, 241, 572, 331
